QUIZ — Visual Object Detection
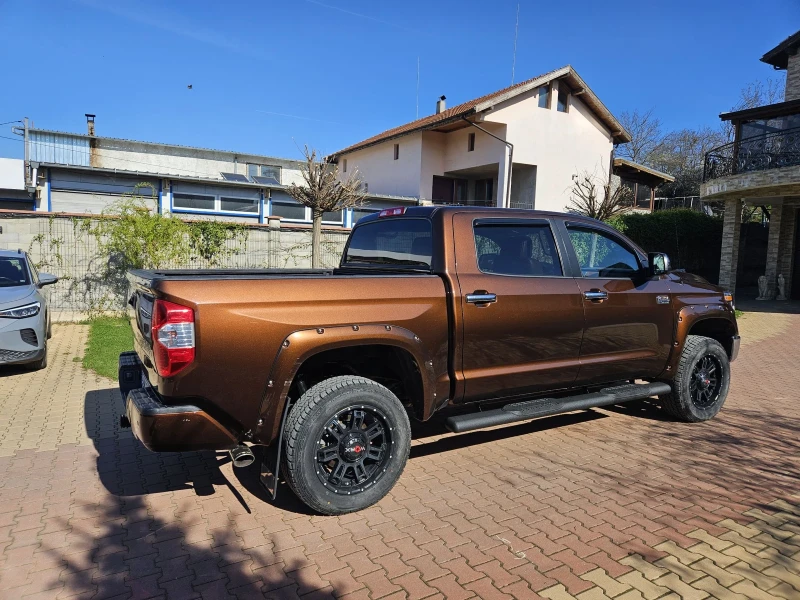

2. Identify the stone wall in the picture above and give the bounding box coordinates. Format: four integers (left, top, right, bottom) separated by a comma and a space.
0, 212, 349, 319
786, 51, 800, 102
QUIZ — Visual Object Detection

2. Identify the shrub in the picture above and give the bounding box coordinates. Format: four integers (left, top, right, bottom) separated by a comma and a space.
607, 209, 723, 283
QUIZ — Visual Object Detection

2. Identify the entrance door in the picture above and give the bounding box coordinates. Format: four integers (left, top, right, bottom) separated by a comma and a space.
432, 176, 454, 203
455, 213, 585, 403
563, 223, 675, 383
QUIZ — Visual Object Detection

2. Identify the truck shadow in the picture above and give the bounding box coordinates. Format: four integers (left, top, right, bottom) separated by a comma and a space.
83, 389, 311, 516
410, 409, 607, 459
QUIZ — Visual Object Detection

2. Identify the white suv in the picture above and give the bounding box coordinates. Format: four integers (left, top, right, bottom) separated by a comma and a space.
0, 250, 58, 370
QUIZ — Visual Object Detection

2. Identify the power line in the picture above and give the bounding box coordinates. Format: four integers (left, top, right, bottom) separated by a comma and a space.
0, 134, 22, 142
0, 120, 22, 127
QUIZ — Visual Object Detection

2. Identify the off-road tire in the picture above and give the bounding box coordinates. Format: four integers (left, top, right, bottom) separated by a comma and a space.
659, 335, 730, 422
30, 340, 48, 371
282, 376, 411, 515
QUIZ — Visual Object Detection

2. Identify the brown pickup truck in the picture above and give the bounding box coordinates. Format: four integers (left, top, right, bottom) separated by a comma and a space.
119, 206, 739, 514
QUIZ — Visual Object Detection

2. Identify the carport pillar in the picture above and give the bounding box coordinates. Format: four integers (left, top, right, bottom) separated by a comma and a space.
719, 198, 742, 293
776, 202, 798, 300
764, 203, 785, 299
496, 147, 511, 208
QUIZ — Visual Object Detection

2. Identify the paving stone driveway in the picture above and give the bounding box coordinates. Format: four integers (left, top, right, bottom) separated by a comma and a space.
0, 312, 798, 599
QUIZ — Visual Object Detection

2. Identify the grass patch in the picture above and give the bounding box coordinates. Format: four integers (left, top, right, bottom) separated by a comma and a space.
83, 317, 134, 379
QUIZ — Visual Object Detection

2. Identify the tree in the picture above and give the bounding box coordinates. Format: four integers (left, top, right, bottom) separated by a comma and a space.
650, 127, 726, 197
617, 109, 663, 164
286, 146, 366, 268
722, 78, 786, 142
568, 168, 634, 221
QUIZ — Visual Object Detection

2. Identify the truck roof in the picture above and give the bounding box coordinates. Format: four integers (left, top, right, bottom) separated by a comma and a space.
356, 205, 606, 227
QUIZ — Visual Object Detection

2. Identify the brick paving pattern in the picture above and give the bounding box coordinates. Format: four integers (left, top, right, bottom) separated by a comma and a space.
0, 311, 798, 599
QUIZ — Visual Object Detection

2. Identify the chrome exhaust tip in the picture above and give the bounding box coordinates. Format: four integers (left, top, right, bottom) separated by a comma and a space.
230, 445, 255, 468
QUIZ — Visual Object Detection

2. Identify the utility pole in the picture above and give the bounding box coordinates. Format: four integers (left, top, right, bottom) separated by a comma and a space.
511, 3, 519, 85
23, 117, 30, 188
416, 57, 420, 120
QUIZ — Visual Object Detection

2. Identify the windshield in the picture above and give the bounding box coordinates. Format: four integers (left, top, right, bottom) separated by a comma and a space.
343, 219, 432, 269
0, 257, 31, 288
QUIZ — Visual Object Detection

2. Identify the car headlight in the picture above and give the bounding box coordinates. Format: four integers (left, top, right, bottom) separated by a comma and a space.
0, 302, 41, 319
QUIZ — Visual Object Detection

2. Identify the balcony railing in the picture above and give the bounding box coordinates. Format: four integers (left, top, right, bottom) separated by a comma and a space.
703, 126, 800, 182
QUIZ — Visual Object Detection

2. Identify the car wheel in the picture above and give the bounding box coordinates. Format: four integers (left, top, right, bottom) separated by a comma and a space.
659, 335, 730, 422
282, 376, 411, 515
30, 340, 48, 371
47, 315, 52, 340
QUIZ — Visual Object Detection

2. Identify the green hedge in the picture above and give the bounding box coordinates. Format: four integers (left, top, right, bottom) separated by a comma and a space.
607, 209, 723, 283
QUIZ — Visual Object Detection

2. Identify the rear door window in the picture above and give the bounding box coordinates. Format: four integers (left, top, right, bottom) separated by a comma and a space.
474, 222, 563, 276
343, 219, 432, 268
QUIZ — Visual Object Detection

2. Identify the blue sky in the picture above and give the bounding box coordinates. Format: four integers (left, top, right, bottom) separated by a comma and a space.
0, 0, 797, 161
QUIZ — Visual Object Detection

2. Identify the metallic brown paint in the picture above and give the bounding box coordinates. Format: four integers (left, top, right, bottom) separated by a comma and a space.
125, 206, 739, 454
126, 399, 238, 452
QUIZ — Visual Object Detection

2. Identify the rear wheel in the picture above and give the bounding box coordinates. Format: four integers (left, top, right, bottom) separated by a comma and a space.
659, 335, 730, 422
282, 376, 411, 515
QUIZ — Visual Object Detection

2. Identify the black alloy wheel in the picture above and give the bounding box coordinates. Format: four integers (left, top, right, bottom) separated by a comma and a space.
315, 406, 391, 494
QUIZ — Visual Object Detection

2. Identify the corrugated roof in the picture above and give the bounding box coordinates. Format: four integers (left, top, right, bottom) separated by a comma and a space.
28, 128, 304, 166
328, 66, 630, 160
613, 158, 675, 184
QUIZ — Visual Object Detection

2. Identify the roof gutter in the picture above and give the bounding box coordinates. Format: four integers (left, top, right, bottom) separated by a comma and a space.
327, 110, 478, 162
461, 117, 514, 209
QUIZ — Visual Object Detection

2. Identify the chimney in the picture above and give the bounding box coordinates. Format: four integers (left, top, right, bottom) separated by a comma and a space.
85, 114, 96, 136
435, 95, 446, 114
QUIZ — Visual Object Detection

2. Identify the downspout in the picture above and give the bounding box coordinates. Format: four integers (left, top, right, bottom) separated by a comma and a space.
461, 117, 513, 208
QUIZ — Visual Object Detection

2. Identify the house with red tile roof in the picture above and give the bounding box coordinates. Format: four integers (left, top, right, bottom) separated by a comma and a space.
327, 66, 633, 213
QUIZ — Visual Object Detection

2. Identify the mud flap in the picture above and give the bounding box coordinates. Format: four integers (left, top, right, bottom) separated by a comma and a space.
259, 397, 294, 500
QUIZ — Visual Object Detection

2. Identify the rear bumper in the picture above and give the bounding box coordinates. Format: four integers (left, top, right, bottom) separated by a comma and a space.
730, 335, 741, 362
118, 351, 238, 452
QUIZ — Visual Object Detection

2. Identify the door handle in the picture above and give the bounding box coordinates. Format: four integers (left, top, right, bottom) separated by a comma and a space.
466, 292, 497, 304
583, 290, 608, 302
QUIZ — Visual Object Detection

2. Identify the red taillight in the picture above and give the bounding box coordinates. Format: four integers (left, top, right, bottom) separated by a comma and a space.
151, 299, 195, 377
379, 207, 406, 217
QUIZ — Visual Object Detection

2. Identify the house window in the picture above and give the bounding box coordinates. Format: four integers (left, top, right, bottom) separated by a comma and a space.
393, 144, 399, 160
173, 193, 216, 211
172, 184, 260, 216
557, 84, 569, 113
342, 159, 347, 173
220, 197, 259, 213
468, 133, 475, 152
538, 85, 550, 109
475, 179, 493, 205
270, 196, 306, 220
247, 164, 281, 183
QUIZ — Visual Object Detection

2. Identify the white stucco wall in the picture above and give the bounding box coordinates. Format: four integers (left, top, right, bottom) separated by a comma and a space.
338, 134, 423, 198
0, 158, 24, 190
337, 78, 615, 213
485, 81, 613, 212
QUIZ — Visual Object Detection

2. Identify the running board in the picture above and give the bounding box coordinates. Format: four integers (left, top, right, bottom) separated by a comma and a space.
445, 382, 672, 433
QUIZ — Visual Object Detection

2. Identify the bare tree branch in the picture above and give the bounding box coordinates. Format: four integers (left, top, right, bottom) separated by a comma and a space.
616, 109, 663, 165
285, 146, 366, 268
568, 168, 634, 222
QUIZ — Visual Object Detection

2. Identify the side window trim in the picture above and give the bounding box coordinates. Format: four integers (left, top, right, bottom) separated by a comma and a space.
471, 218, 566, 278
564, 222, 642, 279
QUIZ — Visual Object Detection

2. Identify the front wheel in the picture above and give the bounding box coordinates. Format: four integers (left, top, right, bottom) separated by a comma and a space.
282, 376, 411, 515
659, 335, 730, 422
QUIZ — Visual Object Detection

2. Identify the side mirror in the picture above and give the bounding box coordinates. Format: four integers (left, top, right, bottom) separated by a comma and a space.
648, 252, 671, 276
38, 273, 58, 286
